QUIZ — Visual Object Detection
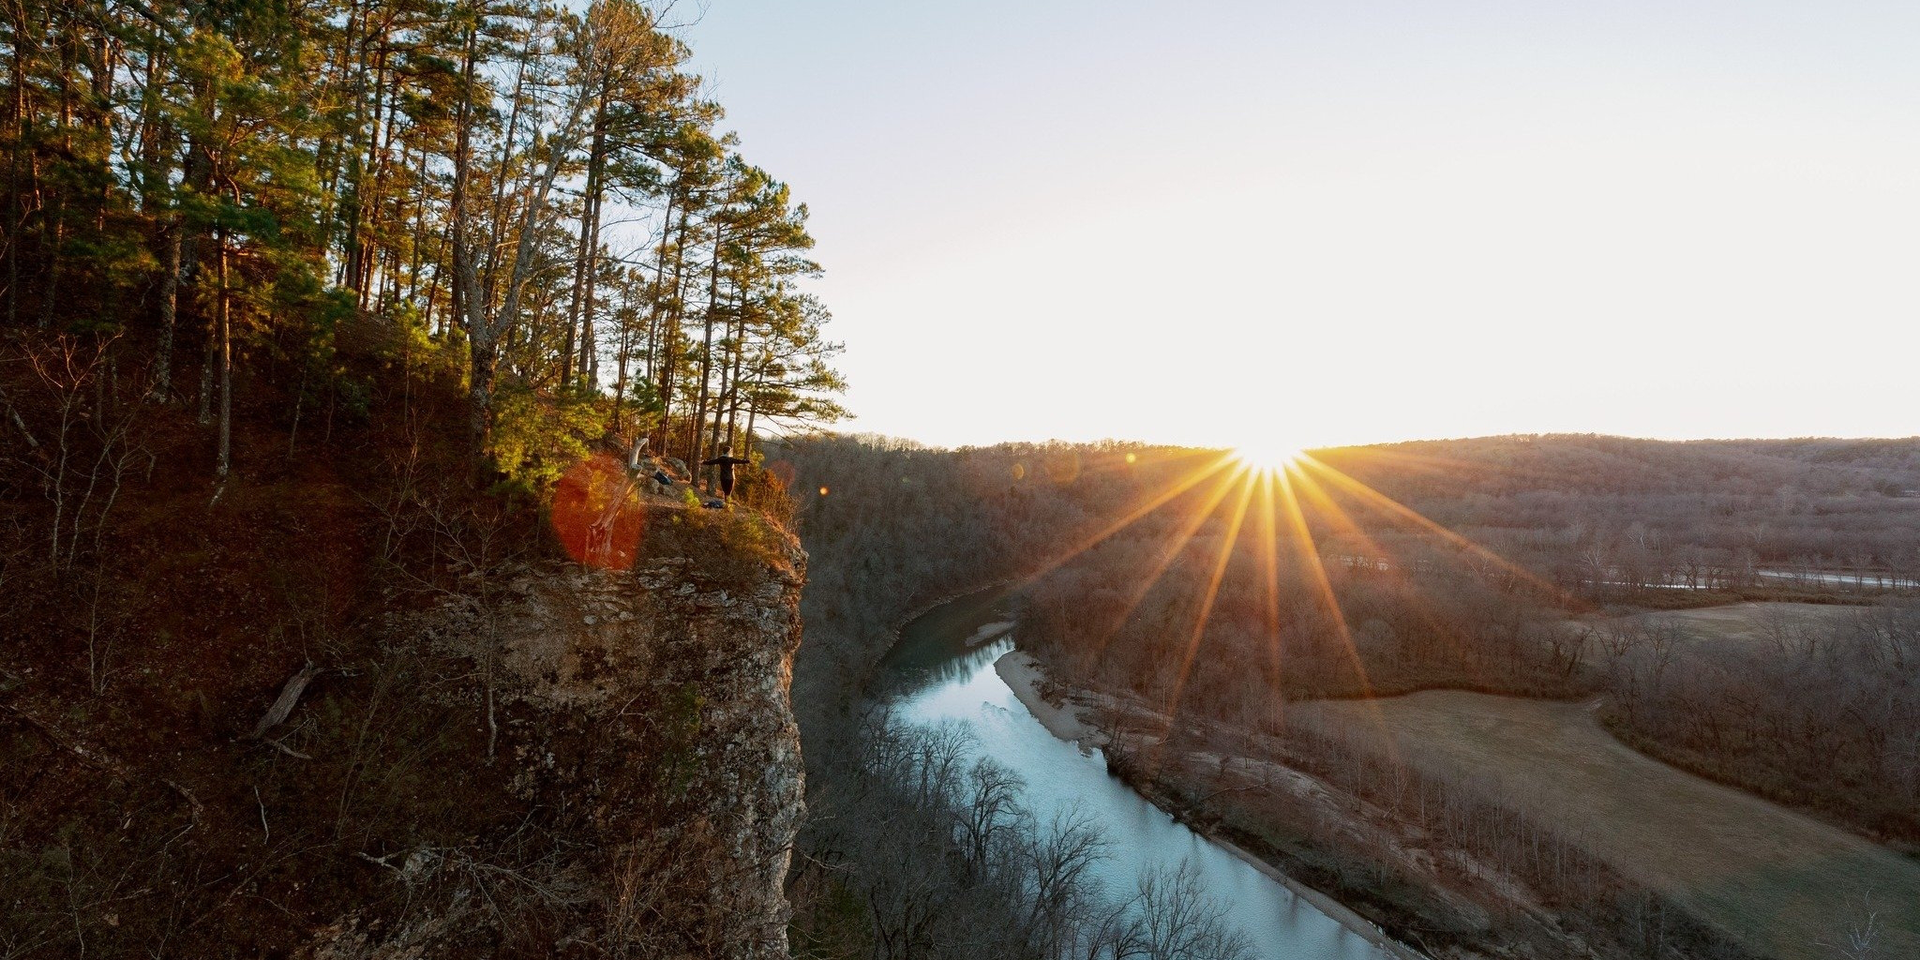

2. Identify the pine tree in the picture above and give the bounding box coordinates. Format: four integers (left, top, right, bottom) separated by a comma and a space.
0, 0, 846, 488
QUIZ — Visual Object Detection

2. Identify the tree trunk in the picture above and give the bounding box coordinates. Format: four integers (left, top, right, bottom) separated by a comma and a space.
722, 300, 747, 452
446, 11, 479, 341
642, 190, 680, 388
686, 231, 723, 478
364, 43, 396, 311
454, 16, 605, 455
4, 2, 27, 327
403, 137, 426, 307
197, 294, 215, 424
453, 226, 493, 446
482, 30, 536, 302
654, 202, 692, 449
578, 117, 606, 384
149, 218, 182, 399
468, 336, 497, 446
215, 223, 231, 479
562, 104, 607, 385
611, 289, 632, 431
36, 195, 60, 328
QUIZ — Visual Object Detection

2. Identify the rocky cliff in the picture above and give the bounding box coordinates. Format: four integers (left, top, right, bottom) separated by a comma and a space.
0, 479, 806, 959
311, 505, 808, 958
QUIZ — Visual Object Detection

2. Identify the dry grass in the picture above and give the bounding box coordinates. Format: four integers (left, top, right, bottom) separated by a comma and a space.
1604, 602, 1873, 646
1296, 692, 1920, 960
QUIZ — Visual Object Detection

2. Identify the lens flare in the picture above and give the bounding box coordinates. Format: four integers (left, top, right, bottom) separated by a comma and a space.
1233, 438, 1306, 474
551, 453, 648, 569
999, 440, 1567, 751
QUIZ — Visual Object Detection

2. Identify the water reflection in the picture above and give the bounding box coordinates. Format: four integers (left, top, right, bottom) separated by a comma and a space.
882, 616, 1393, 960
887, 635, 1017, 701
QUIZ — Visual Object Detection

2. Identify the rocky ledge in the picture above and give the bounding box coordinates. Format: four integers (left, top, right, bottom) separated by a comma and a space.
312, 506, 806, 959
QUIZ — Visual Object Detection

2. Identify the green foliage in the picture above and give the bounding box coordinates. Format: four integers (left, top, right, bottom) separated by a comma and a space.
610, 377, 666, 436
647, 500, 792, 588
1, 0, 849, 500
734, 451, 796, 528
379, 299, 464, 383
486, 383, 606, 491
331, 373, 374, 425
0, 2, 852, 952
713, 508, 788, 572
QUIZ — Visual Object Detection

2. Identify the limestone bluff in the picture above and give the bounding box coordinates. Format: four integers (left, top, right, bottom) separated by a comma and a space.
310, 503, 806, 960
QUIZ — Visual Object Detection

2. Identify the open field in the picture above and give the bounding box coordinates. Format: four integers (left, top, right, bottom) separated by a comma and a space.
1296, 691, 1920, 960
1603, 601, 1877, 645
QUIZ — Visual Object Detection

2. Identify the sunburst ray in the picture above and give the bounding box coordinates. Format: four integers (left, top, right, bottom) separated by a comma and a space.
1156, 469, 1259, 745
1019, 452, 1240, 585
1073, 462, 1248, 662
1297, 454, 1578, 606
1287, 466, 1485, 673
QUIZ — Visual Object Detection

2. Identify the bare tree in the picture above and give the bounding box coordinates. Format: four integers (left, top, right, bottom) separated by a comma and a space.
1128, 860, 1251, 960
958, 756, 1023, 877
10, 335, 145, 570
1017, 807, 1109, 958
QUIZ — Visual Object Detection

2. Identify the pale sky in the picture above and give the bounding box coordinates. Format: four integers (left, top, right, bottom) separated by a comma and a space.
680, 1, 1920, 450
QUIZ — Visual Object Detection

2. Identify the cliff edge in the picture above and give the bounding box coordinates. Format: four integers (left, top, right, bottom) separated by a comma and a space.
312, 503, 807, 958
1, 430, 807, 960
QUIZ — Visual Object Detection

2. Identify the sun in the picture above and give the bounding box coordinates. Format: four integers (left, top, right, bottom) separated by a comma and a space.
1233, 437, 1307, 474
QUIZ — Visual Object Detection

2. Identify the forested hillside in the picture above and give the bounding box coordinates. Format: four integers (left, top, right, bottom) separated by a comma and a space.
0, 0, 845, 489
0, 2, 844, 955
782, 433, 1920, 958
1317, 435, 1920, 593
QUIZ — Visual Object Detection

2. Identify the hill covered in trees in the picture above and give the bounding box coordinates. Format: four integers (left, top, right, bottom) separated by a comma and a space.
1, 0, 846, 488
0, 2, 845, 956
780, 433, 1919, 959
1315, 435, 1920, 594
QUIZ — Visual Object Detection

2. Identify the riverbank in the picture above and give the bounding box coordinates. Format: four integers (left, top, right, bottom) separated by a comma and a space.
994, 651, 1428, 960
994, 651, 1103, 745
889, 611, 1404, 958
994, 649, 1784, 960
964, 620, 1017, 647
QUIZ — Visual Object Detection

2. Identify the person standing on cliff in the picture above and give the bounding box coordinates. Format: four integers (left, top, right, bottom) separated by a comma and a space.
702, 448, 753, 501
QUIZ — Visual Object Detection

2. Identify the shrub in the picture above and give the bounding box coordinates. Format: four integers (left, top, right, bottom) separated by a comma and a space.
487, 383, 605, 491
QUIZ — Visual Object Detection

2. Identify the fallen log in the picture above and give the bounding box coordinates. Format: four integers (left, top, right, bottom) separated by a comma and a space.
250, 661, 322, 740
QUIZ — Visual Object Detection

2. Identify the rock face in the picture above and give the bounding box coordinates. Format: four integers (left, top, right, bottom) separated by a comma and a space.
312, 506, 807, 959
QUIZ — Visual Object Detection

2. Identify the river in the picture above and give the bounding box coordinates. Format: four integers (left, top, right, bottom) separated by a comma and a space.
879, 587, 1396, 960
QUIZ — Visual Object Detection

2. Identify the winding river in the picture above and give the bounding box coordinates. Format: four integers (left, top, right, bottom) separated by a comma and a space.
880, 587, 1396, 960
